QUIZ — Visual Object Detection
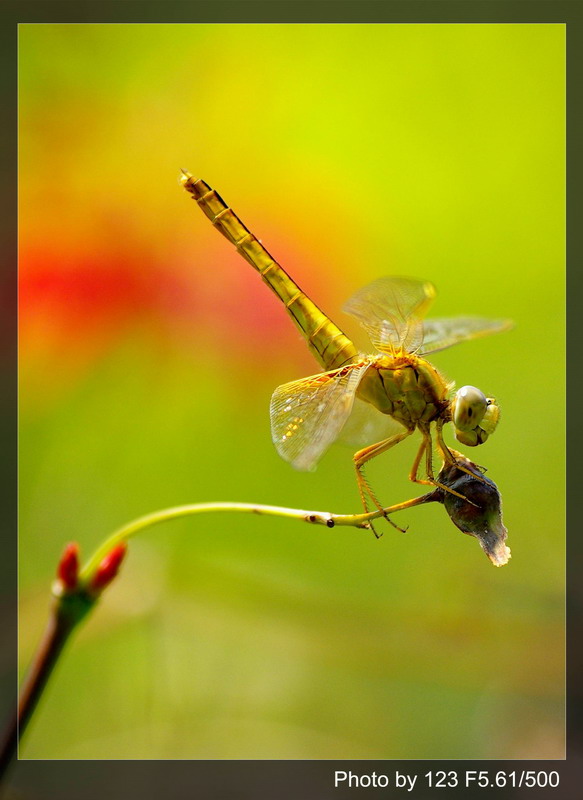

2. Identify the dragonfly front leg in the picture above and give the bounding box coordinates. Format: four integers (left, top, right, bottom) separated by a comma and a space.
435, 419, 489, 484
353, 430, 413, 536
410, 426, 477, 504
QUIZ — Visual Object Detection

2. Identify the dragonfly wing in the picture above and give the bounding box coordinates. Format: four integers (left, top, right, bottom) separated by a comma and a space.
342, 276, 436, 354
419, 317, 513, 355
270, 362, 371, 471
338, 396, 407, 448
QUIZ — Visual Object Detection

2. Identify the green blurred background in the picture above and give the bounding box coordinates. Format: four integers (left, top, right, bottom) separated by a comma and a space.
18, 24, 564, 760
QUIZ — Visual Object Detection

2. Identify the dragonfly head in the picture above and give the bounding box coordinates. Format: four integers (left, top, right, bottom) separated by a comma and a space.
451, 385, 500, 447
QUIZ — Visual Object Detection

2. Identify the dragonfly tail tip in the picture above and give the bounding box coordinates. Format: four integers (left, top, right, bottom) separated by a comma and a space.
179, 168, 194, 186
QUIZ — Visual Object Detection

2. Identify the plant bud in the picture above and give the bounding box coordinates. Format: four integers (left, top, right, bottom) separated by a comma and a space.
432, 455, 510, 566
56, 542, 80, 590
90, 543, 128, 592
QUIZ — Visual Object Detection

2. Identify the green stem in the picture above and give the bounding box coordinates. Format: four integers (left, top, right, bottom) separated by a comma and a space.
3, 491, 437, 781
78, 498, 428, 583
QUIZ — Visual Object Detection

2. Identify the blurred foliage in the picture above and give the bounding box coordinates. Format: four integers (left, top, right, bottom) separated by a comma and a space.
18, 23, 564, 759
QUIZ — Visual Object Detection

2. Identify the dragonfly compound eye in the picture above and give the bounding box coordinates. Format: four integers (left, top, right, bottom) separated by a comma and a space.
452, 385, 487, 432
453, 389, 501, 447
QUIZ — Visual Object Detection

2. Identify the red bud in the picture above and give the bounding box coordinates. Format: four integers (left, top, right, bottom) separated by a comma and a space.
91, 543, 128, 591
57, 542, 80, 590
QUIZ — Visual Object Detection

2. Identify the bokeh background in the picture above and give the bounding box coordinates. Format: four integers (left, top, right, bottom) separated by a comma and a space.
18, 23, 564, 760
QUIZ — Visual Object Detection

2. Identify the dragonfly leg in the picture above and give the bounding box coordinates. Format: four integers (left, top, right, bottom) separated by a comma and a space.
435, 420, 489, 484
408, 439, 427, 484
435, 419, 462, 467
407, 429, 437, 488
354, 430, 413, 534
356, 472, 383, 539
409, 427, 477, 504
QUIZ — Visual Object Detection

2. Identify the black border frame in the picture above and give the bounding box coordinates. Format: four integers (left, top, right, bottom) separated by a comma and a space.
3, 2, 580, 797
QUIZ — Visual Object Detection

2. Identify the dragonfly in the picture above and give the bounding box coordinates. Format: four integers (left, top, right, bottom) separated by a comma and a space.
181, 172, 512, 533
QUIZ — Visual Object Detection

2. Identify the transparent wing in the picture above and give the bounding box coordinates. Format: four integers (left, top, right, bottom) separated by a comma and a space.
342, 276, 436, 355
419, 317, 513, 355
270, 362, 371, 471
338, 396, 407, 448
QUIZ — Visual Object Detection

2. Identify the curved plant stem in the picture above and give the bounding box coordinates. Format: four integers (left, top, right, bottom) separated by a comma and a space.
2, 492, 435, 782
78, 498, 429, 583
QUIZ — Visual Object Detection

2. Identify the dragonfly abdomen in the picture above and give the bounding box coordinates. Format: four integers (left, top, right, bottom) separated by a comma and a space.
182, 174, 357, 371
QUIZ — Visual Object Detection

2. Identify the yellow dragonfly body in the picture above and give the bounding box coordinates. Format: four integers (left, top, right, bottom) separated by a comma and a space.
181, 173, 511, 526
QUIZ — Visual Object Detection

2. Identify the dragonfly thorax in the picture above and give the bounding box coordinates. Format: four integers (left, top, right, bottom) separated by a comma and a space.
357, 354, 451, 431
